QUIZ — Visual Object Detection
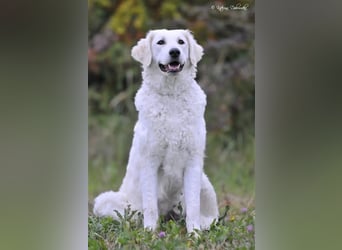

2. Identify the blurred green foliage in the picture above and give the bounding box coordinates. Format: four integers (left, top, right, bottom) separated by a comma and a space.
89, 0, 255, 201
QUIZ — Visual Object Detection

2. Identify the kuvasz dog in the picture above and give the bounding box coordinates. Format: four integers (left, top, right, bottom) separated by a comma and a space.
93, 29, 219, 233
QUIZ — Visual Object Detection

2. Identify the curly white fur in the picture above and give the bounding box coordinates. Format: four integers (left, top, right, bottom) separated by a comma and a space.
93, 29, 219, 233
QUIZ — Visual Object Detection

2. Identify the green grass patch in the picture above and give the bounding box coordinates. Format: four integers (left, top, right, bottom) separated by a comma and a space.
88, 205, 255, 249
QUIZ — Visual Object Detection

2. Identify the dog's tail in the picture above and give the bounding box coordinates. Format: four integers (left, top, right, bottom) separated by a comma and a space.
93, 191, 128, 219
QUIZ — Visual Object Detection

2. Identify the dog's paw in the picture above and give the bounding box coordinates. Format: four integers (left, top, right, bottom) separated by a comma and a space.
143, 225, 157, 232
143, 218, 158, 231
186, 221, 201, 235
188, 229, 201, 239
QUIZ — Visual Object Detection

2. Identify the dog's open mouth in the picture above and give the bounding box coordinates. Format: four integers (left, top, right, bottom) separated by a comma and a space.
159, 62, 184, 73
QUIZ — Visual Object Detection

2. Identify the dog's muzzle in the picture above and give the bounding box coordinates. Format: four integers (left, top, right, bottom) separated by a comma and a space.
159, 48, 184, 73
159, 62, 184, 73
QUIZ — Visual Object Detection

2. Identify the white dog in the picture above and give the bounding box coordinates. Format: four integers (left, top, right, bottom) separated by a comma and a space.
93, 29, 219, 233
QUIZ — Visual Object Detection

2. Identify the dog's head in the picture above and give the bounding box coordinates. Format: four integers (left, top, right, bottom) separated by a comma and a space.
131, 29, 203, 74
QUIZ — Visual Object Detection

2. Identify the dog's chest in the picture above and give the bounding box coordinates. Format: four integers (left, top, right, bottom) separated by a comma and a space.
143, 94, 200, 138
135, 84, 206, 154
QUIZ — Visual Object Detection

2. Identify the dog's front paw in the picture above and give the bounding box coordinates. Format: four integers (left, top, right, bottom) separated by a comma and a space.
144, 216, 158, 231
187, 223, 201, 239
143, 224, 157, 231
186, 220, 201, 234
143, 209, 158, 231
143, 219, 158, 231
188, 229, 201, 239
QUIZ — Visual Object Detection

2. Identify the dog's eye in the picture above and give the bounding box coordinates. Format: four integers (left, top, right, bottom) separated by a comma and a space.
157, 40, 165, 45
178, 39, 185, 45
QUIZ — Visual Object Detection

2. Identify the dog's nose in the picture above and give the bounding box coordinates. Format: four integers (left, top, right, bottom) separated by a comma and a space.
169, 48, 180, 58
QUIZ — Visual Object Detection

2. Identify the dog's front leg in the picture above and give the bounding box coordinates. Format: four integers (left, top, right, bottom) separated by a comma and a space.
184, 158, 202, 233
139, 164, 159, 231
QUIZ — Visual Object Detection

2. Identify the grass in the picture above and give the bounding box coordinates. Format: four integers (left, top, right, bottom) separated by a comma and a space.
88, 205, 255, 250
89, 114, 255, 249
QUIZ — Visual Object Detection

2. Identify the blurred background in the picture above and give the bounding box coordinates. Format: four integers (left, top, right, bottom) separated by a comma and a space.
88, 0, 255, 211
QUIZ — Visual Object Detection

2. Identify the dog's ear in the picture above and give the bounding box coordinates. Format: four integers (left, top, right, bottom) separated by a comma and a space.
131, 31, 153, 66
185, 30, 204, 65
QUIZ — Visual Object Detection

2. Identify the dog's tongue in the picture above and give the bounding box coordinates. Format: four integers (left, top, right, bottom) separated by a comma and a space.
167, 63, 180, 72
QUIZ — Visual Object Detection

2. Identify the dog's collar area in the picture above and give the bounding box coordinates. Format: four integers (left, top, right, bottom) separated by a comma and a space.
159, 62, 184, 73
